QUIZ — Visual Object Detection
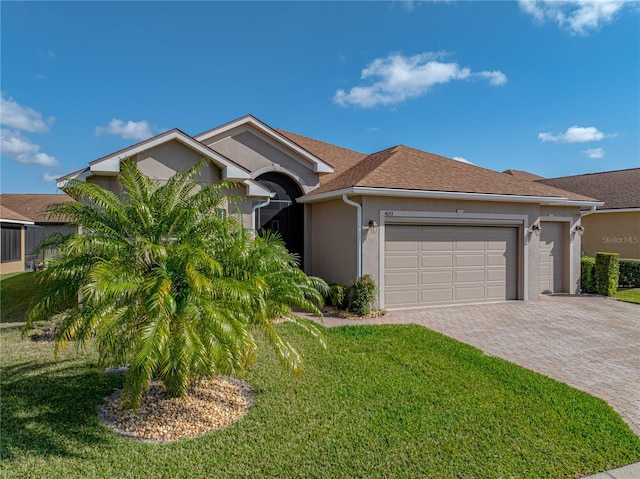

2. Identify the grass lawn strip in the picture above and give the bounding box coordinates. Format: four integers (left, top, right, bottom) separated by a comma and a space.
2, 315, 639, 479
615, 289, 640, 304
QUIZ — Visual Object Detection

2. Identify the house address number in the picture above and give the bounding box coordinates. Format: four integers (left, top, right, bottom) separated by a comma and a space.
385, 211, 394, 217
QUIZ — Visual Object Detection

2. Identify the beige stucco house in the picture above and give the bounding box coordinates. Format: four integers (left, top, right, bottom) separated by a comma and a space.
537, 169, 640, 259
0, 194, 77, 271
0, 205, 34, 275
59, 115, 601, 309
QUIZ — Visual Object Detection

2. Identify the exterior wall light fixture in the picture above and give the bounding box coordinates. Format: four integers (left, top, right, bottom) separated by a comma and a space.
528, 223, 541, 236
573, 225, 585, 236
368, 220, 378, 234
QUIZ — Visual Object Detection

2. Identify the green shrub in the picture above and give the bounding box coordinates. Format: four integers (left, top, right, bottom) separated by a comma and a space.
348, 274, 377, 317
595, 253, 619, 296
327, 283, 350, 309
618, 259, 640, 288
580, 256, 596, 294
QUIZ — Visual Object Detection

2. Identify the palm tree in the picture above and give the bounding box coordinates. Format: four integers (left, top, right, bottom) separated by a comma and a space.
25, 160, 326, 409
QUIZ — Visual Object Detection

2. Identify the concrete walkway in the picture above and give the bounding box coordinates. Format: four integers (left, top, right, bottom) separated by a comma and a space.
315, 295, 640, 436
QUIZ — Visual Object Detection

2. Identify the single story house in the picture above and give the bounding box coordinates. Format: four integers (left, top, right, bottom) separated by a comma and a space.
59, 115, 601, 309
536, 169, 640, 259
0, 194, 77, 270
0, 205, 34, 275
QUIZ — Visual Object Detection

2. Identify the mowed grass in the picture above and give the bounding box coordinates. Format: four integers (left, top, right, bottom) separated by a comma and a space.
615, 288, 640, 304
2, 325, 639, 478
2, 272, 640, 478
1, 272, 38, 323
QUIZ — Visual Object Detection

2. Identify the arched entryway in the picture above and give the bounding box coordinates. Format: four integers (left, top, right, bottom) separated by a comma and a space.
254, 172, 304, 267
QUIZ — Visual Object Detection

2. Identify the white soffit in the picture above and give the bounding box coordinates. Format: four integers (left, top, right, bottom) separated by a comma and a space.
195, 115, 334, 174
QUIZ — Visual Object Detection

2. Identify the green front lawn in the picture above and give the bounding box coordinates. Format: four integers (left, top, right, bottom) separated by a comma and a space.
3, 318, 639, 478
1, 272, 38, 323
615, 289, 640, 304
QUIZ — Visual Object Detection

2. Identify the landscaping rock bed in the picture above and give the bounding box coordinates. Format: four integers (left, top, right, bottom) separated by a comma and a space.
98, 376, 252, 443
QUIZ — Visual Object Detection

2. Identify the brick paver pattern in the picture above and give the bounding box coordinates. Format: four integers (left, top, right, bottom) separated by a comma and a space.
313, 295, 640, 436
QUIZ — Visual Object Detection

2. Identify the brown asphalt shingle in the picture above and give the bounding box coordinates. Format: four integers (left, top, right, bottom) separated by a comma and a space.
537, 168, 640, 209
275, 129, 367, 185
305, 145, 596, 200
0, 204, 34, 223
502, 169, 545, 181
0, 194, 75, 223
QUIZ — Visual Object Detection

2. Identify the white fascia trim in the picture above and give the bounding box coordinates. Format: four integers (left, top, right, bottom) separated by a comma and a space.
195, 116, 334, 174
582, 207, 640, 216
244, 180, 272, 198
299, 187, 603, 207
1, 218, 35, 225
89, 131, 250, 180
56, 169, 92, 188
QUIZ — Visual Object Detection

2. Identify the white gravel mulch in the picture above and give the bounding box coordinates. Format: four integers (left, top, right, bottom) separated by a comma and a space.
98, 376, 253, 443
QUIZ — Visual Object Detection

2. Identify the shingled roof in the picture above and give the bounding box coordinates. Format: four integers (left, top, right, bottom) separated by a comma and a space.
502, 169, 545, 181
275, 129, 367, 185
0, 194, 75, 223
0, 204, 34, 223
536, 168, 640, 210
304, 145, 596, 201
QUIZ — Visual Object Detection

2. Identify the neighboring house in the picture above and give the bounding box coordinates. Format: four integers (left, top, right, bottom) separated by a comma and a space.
59, 115, 601, 309
0, 205, 34, 275
0, 194, 76, 270
536, 169, 640, 259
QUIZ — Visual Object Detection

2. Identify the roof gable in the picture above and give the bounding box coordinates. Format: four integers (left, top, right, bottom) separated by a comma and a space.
88, 129, 250, 181
195, 115, 334, 175
0, 204, 34, 224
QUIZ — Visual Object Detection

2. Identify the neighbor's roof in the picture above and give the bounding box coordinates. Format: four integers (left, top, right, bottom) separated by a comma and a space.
304, 145, 597, 201
536, 168, 640, 210
502, 169, 545, 181
0, 204, 34, 224
0, 194, 75, 223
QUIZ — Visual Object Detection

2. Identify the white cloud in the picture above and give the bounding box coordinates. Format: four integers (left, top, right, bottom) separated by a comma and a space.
334, 52, 507, 108
95, 118, 156, 141
452, 156, 473, 164
0, 128, 58, 166
583, 147, 605, 159
538, 125, 616, 143
0, 93, 54, 132
42, 172, 60, 182
519, 0, 634, 35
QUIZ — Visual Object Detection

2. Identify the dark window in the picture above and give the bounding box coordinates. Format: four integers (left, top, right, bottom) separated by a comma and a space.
1, 226, 22, 263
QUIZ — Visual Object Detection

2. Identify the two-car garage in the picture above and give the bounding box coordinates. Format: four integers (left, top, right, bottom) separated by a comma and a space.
384, 224, 519, 309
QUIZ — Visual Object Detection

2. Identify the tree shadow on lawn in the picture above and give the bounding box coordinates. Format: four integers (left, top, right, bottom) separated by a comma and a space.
1, 358, 123, 461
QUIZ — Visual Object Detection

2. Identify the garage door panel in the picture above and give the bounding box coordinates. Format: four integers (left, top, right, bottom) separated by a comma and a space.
421, 288, 454, 304
387, 289, 419, 307
385, 225, 519, 308
455, 269, 484, 283
455, 287, 486, 302
386, 271, 419, 286
455, 255, 485, 267
421, 254, 453, 268
421, 270, 453, 285
420, 240, 453, 251
386, 255, 419, 269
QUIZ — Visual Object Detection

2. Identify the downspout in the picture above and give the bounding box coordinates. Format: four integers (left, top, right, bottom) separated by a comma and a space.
342, 194, 362, 278
251, 197, 271, 230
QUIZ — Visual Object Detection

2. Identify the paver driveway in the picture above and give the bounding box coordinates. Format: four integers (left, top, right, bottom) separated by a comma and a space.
316, 295, 640, 435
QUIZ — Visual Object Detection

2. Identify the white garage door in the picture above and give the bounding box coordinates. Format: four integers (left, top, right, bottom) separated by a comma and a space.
539, 222, 565, 294
384, 225, 518, 309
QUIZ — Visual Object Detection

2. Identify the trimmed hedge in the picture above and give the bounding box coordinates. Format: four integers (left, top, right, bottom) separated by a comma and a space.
595, 253, 619, 296
619, 259, 640, 288
348, 274, 378, 317
580, 256, 597, 294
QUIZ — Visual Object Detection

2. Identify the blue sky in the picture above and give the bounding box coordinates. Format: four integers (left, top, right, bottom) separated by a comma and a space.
1, 1, 638, 194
